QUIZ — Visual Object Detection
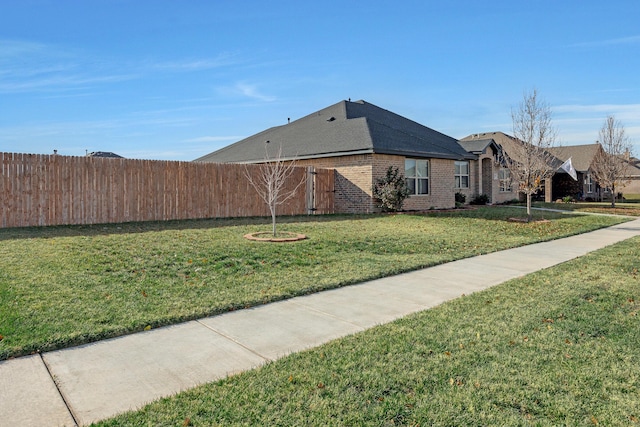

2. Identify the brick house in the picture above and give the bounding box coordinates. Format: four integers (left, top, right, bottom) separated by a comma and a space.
546, 144, 603, 200
461, 132, 604, 203
460, 132, 640, 202
458, 132, 521, 204
623, 157, 640, 195
196, 99, 475, 213
549, 145, 640, 200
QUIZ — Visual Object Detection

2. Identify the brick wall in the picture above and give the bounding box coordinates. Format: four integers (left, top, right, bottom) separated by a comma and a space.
477, 154, 518, 204
621, 177, 640, 194
296, 155, 374, 213
453, 160, 475, 203
402, 157, 455, 210
297, 153, 459, 212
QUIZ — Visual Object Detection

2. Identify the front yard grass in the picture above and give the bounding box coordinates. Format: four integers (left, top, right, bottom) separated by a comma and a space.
0, 207, 627, 360
534, 200, 640, 216
97, 235, 640, 426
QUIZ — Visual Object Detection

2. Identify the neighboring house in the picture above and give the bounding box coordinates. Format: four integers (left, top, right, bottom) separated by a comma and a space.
547, 144, 602, 200
460, 134, 638, 202
86, 151, 124, 158
458, 132, 521, 204
462, 133, 606, 202
549, 144, 640, 200
623, 157, 640, 195
196, 99, 475, 213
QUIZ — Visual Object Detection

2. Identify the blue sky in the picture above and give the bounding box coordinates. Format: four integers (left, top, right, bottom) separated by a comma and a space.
2, 0, 639, 160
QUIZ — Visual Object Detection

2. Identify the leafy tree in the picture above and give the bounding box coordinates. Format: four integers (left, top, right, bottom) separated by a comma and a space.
504, 89, 557, 221
372, 166, 411, 212
591, 115, 633, 208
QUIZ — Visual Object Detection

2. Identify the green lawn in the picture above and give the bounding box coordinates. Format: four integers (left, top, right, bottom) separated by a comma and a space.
0, 207, 627, 360
623, 193, 640, 203
96, 235, 640, 426
533, 200, 640, 216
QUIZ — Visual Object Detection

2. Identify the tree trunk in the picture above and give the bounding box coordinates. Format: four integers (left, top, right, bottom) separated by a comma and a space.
526, 193, 532, 222
271, 207, 277, 236
611, 183, 616, 208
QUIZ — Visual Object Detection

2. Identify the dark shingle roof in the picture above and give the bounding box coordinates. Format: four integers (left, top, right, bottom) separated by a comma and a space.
195, 100, 474, 163
460, 132, 523, 157
87, 151, 124, 158
458, 138, 497, 154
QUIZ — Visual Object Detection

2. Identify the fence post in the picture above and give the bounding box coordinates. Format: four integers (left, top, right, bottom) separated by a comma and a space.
306, 166, 316, 215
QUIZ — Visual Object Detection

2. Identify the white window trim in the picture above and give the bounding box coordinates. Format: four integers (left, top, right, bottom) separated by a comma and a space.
586, 173, 594, 194
499, 168, 512, 192
405, 159, 429, 195
454, 161, 469, 189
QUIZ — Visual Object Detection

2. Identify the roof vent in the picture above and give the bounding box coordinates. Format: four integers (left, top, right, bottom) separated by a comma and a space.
327, 117, 336, 122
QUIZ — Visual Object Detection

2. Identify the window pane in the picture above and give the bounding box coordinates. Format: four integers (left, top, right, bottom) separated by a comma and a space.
417, 160, 428, 177
461, 176, 469, 188
455, 176, 460, 188
455, 161, 468, 175
406, 178, 416, 195
418, 178, 429, 194
405, 159, 416, 178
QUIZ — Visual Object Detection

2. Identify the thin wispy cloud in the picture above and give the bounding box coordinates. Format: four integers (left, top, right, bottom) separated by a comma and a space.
0, 39, 75, 78
215, 81, 278, 102
0, 38, 139, 94
0, 39, 48, 56
0, 115, 198, 142
555, 103, 640, 121
0, 73, 138, 94
554, 103, 640, 148
0, 38, 239, 95
569, 34, 640, 48
152, 53, 239, 71
241, 83, 276, 102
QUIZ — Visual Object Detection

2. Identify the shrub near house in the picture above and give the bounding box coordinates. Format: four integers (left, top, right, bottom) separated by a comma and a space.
372, 166, 411, 212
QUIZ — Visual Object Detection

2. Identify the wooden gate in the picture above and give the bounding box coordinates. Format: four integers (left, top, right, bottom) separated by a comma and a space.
306, 167, 335, 215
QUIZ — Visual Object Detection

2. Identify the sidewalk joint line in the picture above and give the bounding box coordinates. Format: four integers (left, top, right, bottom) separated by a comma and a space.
195, 320, 272, 362
287, 298, 370, 329
40, 353, 80, 427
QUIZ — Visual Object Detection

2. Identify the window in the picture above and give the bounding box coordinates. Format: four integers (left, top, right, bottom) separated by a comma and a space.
499, 168, 512, 192
454, 161, 469, 189
405, 159, 429, 195
586, 173, 594, 193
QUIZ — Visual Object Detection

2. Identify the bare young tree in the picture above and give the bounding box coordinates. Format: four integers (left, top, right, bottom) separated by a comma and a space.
244, 141, 306, 236
591, 115, 633, 207
504, 89, 558, 221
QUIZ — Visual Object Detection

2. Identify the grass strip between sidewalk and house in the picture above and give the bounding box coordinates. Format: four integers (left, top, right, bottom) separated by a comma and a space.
96, 235, 640, 426
0, 207, 628, 360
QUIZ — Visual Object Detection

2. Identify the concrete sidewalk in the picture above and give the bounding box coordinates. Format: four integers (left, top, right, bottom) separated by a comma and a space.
2, 218, 640, 426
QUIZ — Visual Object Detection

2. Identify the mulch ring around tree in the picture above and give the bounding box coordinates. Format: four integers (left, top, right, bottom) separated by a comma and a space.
507, 217, 551, 223
244, 231, 307, 242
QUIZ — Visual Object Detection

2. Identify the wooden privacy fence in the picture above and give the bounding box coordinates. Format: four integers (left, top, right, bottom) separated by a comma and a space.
0, 152, 335, 228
